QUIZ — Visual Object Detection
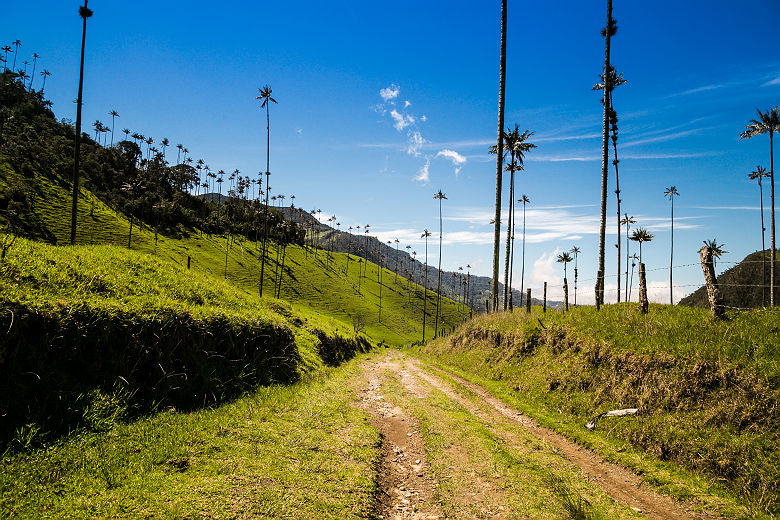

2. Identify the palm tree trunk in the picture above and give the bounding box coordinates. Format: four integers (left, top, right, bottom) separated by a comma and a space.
259, 171, 270, 296
491, 0, 507, 312
612, 96, 621, 303
435, 200, 444, 338
596, 0, 613, 308
770, 131, 776, 306
509, 194, 517, 311
563, 277, 569, 312
520, 202, 526, 307
699, 246, 725, 319
669, 196, 674, 305
70, 1, 91, 245
760, 177, 766, 306
503, 167, 515, 310
638, 263, 649, 314
423, 239, 428, 342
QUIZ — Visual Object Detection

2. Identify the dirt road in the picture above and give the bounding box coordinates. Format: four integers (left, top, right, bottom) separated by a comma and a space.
356, 350, 716, 520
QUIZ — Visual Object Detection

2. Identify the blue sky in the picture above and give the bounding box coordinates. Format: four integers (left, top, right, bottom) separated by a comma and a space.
3, 1, 780, 304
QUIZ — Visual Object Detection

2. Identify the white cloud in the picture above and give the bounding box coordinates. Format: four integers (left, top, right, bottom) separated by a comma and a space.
390, 109, 415, 131
407, 130, 426, 156
415, 158, 431, 183
420, 115, 427, 122
380, 84, 400, 101
436, 149, 467, 176
404, 100, 411, 108
529, 249, 562, 290
762, 76, 780, 87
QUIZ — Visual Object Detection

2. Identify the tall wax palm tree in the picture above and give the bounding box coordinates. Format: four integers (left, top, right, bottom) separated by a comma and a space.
176, 143, 184, 164
39, 69, 51, 94
557, 251, 573, 311
70, 1, 92, 245
10, 40, 21, 73
109, 110, 119, 146
421, 229, 432, 342
498, 126, 520, 310
434, 190, 447, 338
121, 128, 130, 142
491, 0, 508, 312
593, 70, 626, 301
750, 165, 770, 305
629, 228, 654, 264
570, 246, 580, 306
28, 53, 39, 92
741, 106, 780, 305
256, 85, 277, 297
160, 137, 169, 159
620, 214, 636, 301
664, 186, 680, 304
519, 195, 530, 306
596, 0, 617, 309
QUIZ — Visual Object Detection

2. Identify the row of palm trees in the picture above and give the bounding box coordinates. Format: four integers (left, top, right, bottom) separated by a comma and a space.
1, 40, 52, 95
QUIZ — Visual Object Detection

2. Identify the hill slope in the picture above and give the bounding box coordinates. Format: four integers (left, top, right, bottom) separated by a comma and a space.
680, 250, 777, 308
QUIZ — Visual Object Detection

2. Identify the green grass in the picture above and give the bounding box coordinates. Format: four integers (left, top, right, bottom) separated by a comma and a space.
0, 358, 380, 519
412, 305, 780, 518
0, 158, 465, 347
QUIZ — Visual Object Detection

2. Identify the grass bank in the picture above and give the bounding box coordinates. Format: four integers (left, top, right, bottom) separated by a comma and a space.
0, 237, 371, 449
413, 304, 780, 518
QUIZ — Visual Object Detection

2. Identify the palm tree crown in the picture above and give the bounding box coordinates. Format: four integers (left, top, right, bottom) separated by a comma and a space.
629, 228, 654, 263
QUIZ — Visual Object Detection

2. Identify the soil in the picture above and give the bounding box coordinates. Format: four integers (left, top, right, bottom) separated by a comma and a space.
355, 350, 721, 520
356, 356, 441, 519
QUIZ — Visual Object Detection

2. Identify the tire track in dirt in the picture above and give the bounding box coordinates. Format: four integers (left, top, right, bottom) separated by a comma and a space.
356, 356, 441, 520
407, 357, 720, 520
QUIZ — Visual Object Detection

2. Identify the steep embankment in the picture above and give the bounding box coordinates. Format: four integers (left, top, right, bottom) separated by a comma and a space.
0, 238, 372, 449
414, 305, 780, 517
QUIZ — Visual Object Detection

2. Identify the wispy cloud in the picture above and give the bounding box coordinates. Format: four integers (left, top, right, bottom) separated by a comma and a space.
762, 76, 780, 87
415, 158, 430, 183
436, 149, 467, 176
408, 130, 426, 156
390, 109, 415, 131
668, 83, 728, 97
379, 84, 399, 101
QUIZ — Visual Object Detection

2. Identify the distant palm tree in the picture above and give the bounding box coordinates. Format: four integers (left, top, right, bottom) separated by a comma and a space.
664, 186, 680, 305
570, 246, 580, 306
627, 253, 639, 302
491, 0, 508, 312
10, 40, 21, 73
434, 190, 447, 338
557, 251, 573, 311
256, 85, 277, 298
596, 0, 617, 309
39, 69, 51, 94
421, 229, 432, 342
749, 165, 770, 305
518, 195, 530, 307
108, 110, 119, 146
160, 137, 169, 159
1, 46, 11, 73
28, 53, 39, 92
629, 228, 654, 264
741, 106, 780, 305
16, 69, 28, 88
620, 214, 636, 301
69, 2, 92, 245
176, 143, 184, 164
121, 128, 130, 142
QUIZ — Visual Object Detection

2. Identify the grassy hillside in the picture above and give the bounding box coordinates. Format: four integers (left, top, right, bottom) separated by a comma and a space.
413, 305, 780, 516
0, 158, 465, 347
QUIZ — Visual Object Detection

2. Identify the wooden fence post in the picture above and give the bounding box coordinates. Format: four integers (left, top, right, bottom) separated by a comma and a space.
526, 289, 531, 313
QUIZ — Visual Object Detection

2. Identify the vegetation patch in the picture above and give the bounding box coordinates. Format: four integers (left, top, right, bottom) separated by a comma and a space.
414, 305, 780, 517
0, 238, 365, 450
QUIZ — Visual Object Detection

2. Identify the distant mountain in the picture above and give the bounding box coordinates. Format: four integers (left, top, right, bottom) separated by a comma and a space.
277, 206, 562, 311
679, 250, 775, 308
